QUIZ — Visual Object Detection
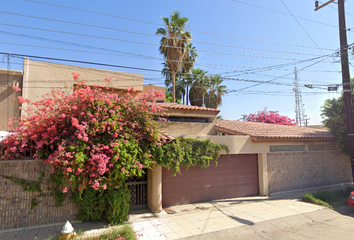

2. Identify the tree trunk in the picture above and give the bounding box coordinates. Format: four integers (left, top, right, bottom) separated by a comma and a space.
186, 85, 189, 105
172, 72, 176, 103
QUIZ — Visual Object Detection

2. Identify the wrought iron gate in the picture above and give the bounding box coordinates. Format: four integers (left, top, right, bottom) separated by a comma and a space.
126, 173, 147, 210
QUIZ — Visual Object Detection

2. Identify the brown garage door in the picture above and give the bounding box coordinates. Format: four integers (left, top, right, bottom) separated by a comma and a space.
162, 154, 259, 207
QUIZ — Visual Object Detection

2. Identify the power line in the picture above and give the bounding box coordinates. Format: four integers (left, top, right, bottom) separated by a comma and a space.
231, 0, 345, 30
220, 54, 335, 76
4, 52, 161, 73
228, 57, 327, 92
1, 41, 337, 78
3, 53, 341, 85
1, 52, 328, 89
0, 30, 337, 62
0, 22, 327, 57
16, 1, 338, 51
279, 0, 339, 71
318, 1, 354, 18
22, 0, 164, 27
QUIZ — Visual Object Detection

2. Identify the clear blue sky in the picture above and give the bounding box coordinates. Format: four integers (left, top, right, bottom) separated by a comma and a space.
1, 0, 354, 125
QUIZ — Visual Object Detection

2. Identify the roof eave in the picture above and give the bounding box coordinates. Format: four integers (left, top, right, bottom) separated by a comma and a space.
250, 136, 334, 143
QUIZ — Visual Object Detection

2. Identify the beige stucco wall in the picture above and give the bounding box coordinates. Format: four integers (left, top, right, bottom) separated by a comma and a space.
158, 122, 216, 135
0, 69, 23, 131
173, 135, 311, 154
22, 58, 143, 103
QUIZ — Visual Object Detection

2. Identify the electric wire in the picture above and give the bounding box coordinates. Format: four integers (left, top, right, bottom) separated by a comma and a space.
2, 53, 326, 90
279, 0, 339, 71
16, 1, 340, 51
318, 1, 354, 18
227, 57, 327, 92
0, 22, 327, 57
231, 0, 344, 30
0, 30, 338, 63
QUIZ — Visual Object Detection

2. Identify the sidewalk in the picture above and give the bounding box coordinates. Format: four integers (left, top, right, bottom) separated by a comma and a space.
129, 195, 324, 239
0, 184, 351, 240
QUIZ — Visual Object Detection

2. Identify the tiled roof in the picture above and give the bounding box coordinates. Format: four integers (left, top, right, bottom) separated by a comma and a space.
158, 130, 175, 143
155, 103, 220, 113
215, 120, 333, 139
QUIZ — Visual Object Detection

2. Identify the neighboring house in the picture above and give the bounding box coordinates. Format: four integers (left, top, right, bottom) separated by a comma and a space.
0, 57, 165, 131
0, 68, 22, 131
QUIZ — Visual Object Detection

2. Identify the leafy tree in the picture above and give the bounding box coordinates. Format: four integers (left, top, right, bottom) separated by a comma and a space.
204, 75, 227, 109
166, 89, 181, 103
321, 96, 349, 155
156, 11, 191, 103
321, 78, 354, 155
243, 110, 296, 126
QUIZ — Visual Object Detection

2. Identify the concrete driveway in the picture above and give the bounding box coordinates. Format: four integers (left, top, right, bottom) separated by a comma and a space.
129, 189, 354, 240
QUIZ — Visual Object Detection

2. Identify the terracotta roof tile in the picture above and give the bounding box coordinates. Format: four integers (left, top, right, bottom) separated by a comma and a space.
158, 130, 175, 143
215, 120, 333, 139
154, 102, 220, 113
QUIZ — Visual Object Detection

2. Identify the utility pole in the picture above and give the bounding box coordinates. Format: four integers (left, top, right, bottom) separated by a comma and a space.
316, 0, 354, 178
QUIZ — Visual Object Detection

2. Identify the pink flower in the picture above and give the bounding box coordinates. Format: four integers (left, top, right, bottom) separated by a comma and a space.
61, 114, 66, 118
12, 85, 21, 91
67, 167, 72, 173
71, 72, 80, 80
103, 183, 107, 190
121, 168, 125, 173
62, 187, 68, 193
17, 96, 27, 104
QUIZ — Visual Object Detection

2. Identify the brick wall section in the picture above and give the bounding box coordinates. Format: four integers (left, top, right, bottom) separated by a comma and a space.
0, 160, 79, 230
267, 151, 353, 194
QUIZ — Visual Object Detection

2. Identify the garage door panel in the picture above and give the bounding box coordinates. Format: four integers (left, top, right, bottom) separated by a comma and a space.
162, 154, 259, 207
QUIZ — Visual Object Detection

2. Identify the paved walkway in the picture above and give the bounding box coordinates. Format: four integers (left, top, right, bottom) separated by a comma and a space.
129, 196, 324, 239
0, 185, 351, 240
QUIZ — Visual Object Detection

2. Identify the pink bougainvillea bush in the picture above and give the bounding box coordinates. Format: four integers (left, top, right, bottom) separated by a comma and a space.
243, 110, 296, 126
1, 73, 165, 223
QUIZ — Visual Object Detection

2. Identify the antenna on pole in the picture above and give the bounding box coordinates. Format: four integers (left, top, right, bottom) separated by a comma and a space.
293, 67, 307, 126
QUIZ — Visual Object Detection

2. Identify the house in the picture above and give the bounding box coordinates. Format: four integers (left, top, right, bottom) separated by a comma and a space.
145, 116, 353, 212
0, 58, 165, 131
1, 58, 352, 230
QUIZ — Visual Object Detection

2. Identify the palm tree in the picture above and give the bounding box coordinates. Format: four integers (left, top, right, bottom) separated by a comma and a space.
156, 11, 191, 103
182, 43, 198, 105
189, 68, 208, 107
162, 61, 184, 103
204, 75, 227, 109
